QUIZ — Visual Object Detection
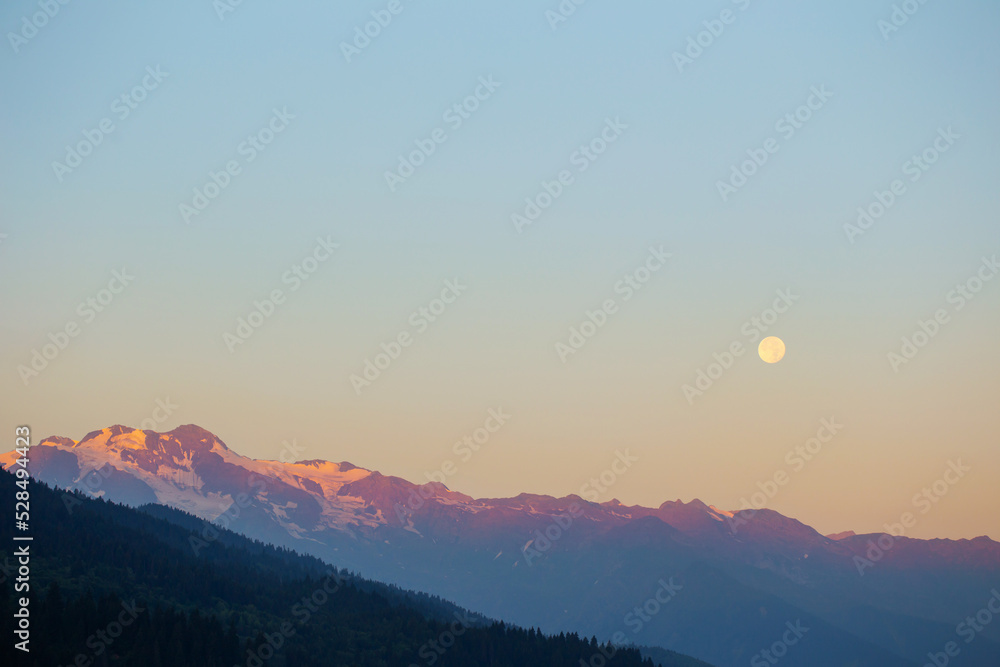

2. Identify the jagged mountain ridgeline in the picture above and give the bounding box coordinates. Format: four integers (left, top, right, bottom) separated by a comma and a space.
5, 425, 999, 667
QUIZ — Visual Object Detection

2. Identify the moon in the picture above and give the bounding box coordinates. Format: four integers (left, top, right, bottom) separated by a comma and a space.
758, 336, 786, 364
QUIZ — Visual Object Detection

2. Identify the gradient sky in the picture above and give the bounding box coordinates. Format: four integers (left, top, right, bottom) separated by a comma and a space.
1, 1, 998, 540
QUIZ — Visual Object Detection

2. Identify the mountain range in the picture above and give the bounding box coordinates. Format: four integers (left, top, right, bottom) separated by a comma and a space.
5, 424, 1000, 666
0, 465, 706, 667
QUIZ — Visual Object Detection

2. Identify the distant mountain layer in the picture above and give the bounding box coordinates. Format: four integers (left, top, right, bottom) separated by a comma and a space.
0, 468, 686, 667
5, 424, 1000, 666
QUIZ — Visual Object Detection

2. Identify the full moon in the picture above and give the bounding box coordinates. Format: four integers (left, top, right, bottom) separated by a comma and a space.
758, 336, 786, 363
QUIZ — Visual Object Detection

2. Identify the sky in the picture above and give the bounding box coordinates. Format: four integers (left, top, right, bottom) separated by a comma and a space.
1, 0, 998, 540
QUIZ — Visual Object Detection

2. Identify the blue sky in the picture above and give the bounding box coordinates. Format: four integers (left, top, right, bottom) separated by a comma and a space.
1, 0, 998, 538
